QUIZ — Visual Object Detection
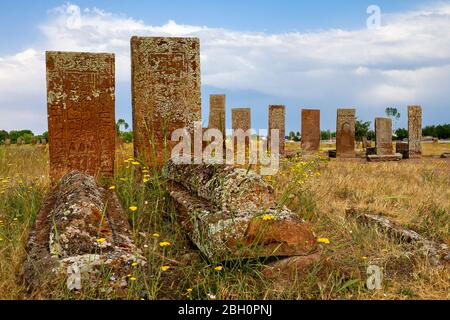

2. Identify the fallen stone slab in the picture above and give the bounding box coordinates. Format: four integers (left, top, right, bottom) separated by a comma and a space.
166, 161, 317, 261
367, 153, 402, 162
262, 252, 321, 281
347, 208, 449, 266
441, 152, 450, 159
24, 171, 145, 291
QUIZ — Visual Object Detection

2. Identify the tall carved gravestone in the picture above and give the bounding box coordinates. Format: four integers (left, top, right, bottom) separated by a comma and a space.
408, 105, 422, 158
301, 109, 320, 153
232, 108, 251, 151
336, 108, 356, 158
209, 94, 226, 136
131, 37, 201, 166
375, 118, 393, 155
46, 51, 115, 182
268, 105, 286, 155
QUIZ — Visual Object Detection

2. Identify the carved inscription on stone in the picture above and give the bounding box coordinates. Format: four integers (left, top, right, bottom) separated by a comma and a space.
375, 118, 393, 155
301, 109, 320, 152
336, 108, 356, 158
46, 51, 115, 182
408, 105, 422, 158
268, 105, 286, 155
131, 37, 201, 165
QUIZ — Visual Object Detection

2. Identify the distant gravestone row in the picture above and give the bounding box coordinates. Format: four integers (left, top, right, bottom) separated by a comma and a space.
44, 37, 427, 181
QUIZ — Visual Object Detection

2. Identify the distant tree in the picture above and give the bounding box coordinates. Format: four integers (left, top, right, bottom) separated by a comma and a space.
367, 130, 376, 141
385, 107, 401, 130
116, 119, 129, 135
22, 133, 33, 144
42, 131, 49, 142
320, 130, 335, 140
288, 131, 301, 142
0, 130, 8, 143
355, 118, 371, 142
422, 124, 450, 139
122, 131, 133, 143
395, 128, 408, 140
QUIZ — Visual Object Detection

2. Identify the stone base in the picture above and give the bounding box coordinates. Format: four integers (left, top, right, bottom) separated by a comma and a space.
367, 153, 403, 162
366, 147, 376, 156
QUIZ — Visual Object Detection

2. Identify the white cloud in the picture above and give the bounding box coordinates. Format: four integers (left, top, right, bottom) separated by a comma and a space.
1, 2, 450, 132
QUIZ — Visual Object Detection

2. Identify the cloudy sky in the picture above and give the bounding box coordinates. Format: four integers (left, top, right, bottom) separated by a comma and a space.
0, 0, 449, 134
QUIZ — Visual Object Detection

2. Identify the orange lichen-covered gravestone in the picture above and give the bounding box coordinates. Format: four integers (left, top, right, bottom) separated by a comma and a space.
46, 51, 115, 182
131, 37, 201, 166
301, 109, 320, 153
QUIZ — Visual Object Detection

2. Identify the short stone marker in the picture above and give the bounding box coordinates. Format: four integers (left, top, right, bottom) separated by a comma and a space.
336, 108, 356, 158
4, 138, 11, 146
301, 109, 320, 153
268, 105, 286, 155
408, 105, 422, 158
232, 108, 251, 151
131, 37, 201, 166
31, 136, 37, 145
24, 171, 145, 292
368, 118, 402, 161
46, 51, 116, 182
396, 141, 409, 159
167, 161, 317, 261
17, 137, 24, 146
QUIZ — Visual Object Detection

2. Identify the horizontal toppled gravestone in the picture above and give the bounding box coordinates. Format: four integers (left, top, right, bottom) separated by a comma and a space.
46, 51, 116, 183
166, 161, 317, 261
408, 105, 422, 158
131, 37, 201, 166
336, 109, 356, 158
268, 105, 286, 155
24, 171, 145, 291
301, 109, 320, 152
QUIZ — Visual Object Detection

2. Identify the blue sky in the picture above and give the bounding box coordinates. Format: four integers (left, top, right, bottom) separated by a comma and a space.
0, 0, 449, 134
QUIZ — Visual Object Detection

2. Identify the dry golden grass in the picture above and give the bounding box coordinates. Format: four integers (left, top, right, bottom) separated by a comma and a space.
0, 142, 448, 300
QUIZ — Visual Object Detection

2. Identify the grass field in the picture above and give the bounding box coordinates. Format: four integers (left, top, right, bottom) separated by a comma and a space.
0, 142, 448, 300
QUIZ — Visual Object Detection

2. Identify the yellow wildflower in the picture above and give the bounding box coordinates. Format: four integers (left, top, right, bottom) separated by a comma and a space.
262, 214, 275, 221
214, 266, 223, 271
152, 233, 160, 238
130, 277, 137, 281
96, 238, 106, 243
129, 206, 138, 212
317, 237, 330, 244
143, 178, 149, 183
109, 186, 116, 190
187, 288, 193, 293
161, 266, 170, 272
120, 178, 127, 182
132, 262, 138, 267
159, 241, 171, 247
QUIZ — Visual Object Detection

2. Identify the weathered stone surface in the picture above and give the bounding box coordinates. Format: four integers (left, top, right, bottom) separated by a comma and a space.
367, 153, 402, 162
24, 172, 145, 291
166, 161, 317, 261
408, 106, 422, 158
301, 109, 320, 152
328, 149, 337, 158
31, 137, 37, 145
4, 138, 11, 146
336, 109, 356, 158
262, 252, 321, 281
131, 37, 201, 166
41, 138, 47, 145
375, 118, 393, 155
268, 105, 286, 155
232, 108, 251, 151
396, 141, 409, 159
441, 152, 450, 159
209, 94, 226, 136
46, 51, 115, 183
